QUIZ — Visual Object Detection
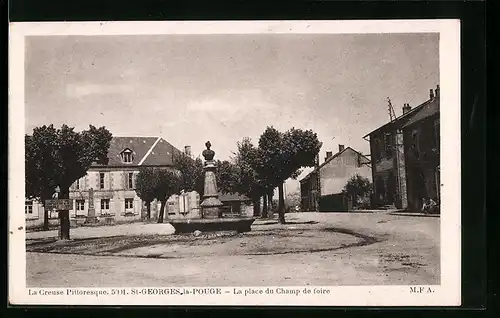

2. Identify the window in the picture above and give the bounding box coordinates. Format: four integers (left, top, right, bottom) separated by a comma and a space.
412, 131, 421, 159
76, 200, 85, 211
99, 172, 105, 189
75, 179, 80, 190
433, 119, 440, 150
25, 202, 33, 214
128, 173, 134, 189
121, 150, 133, 163
125, 198, 134, 210
101, 199, 110, 211
383, 133, 393, 157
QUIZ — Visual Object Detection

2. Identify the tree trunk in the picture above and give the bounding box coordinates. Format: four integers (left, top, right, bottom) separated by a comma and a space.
267, 192, 274, 218
278, 183, 286, 224
252, 198, 261, 217
59, 186, 71, 240
157, 199, 167, 223
42, 190, 51, 230
146, 201, 151, 220
262, 195, 268, 218
43, 198, 49, 231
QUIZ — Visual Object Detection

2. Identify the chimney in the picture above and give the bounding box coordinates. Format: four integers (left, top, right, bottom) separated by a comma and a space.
325, 151, 333, 162
429, 88, 435, 100
435, 84, 440, 98
184, 145, 191, 157
338, 144, 345, 153
402, 103, 412, 114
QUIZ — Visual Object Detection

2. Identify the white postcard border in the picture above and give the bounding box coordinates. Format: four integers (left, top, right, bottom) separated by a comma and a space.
8, 19, 461, 306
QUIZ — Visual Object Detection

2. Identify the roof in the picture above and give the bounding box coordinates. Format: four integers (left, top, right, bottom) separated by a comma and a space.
299, 147, 370, 183
219, 192, 251, 202
362, 97, 436, 139
402, 98, 439, 128
95, 136, 184, 167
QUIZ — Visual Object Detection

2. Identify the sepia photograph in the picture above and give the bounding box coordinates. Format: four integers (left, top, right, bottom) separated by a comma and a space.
9, 20, 461, 306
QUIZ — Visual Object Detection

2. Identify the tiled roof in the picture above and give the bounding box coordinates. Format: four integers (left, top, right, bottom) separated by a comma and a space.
362, 98, 434, 138
96, 136, 183, 167
402, 98, 439, 128
299, 147, 370, 183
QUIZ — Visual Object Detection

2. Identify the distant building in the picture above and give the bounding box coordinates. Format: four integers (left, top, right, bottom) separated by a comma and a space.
25, 136, 197, 228
219, 192, 254, 217
363, 85, 440, 211
300, 145, 372, 212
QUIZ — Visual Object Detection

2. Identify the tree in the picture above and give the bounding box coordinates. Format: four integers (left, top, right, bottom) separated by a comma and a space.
285, 191, 301, 210
216, 159, 240, 195
257, 127, 322, 223
343, 174, 373, 208
136, 167, 182, 223
233, 138, 267, 217
155, 169, 181, 223
175, 154, 204, 195
135, 167, 159, 220
25, 124, 112, 238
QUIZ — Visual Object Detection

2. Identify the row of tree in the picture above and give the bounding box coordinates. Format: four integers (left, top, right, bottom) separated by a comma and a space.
25, 124, 322, 238
135, 126, 322, 225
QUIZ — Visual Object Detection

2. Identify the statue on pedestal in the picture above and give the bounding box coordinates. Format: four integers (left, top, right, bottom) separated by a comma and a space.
200, 141, 223, 218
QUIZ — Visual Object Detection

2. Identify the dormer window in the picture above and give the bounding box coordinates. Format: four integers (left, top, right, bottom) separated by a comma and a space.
121, 149, 134, 164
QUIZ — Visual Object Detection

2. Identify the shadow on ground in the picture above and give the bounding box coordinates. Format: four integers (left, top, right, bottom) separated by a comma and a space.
26, 226, 384, 259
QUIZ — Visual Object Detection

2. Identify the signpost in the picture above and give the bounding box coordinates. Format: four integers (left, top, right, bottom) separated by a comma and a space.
45, 199, 73, 211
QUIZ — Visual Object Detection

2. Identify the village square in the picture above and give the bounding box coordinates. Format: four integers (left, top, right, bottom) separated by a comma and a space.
21, 32, 441, 287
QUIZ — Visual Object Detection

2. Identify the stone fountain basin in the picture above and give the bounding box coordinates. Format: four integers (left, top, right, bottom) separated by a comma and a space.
169, 217, 255, 234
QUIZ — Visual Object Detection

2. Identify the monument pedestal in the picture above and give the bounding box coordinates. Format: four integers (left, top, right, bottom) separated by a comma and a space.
85, 208, 98, 224
169, 141, 255, 235
84, 188, 99, 224
200, 158, 223, 219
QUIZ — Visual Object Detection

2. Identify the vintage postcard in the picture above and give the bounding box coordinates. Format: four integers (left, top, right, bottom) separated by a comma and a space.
9, 20, 461, 306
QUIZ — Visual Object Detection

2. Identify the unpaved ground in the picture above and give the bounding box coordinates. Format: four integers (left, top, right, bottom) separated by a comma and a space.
26, 212, 439, 287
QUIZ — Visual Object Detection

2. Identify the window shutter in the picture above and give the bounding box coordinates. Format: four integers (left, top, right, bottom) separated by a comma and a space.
123, 172, 128, 190
96, 173, 100, 189
84, 175, 88, 190
133, 172, 138, 189
110, 173, 114, 190
70, 182, 75, 191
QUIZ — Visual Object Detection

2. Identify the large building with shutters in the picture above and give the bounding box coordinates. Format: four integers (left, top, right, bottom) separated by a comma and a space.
25, 136, 200, 228
363, 85, 440, 211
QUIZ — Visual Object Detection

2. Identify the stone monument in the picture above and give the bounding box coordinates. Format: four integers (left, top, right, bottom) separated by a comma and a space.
85, 188, 98, 224
200, 141, 223, 218
168, 141, 255, 234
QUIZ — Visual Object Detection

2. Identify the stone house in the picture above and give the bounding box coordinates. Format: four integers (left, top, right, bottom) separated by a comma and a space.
25, 136, 196, 228
300, 145, 372, 212
363, 85, 440, 211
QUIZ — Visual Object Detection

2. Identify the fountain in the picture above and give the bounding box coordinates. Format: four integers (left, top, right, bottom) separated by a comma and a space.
169, 141, 255, 234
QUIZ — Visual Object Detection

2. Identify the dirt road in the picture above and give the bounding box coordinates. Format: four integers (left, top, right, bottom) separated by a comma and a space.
26, 212, 439, 287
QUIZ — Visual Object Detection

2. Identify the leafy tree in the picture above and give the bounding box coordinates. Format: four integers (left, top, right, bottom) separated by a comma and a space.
343, 174, 373, 207
136, 167, 182, 223
257, 127, 322, 223
155, 169, 181, 223
233, 138, 267, 217
285, 191, 301, 210
175, 154, 204, 195
25, 124, 112, 238
216, 159, 240, 195
135, 167, 159, 220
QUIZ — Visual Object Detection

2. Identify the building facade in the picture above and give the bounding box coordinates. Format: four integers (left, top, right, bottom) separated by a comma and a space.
25, 136, 200, 228
300, 145, 372, 212
364, 85, 440, 211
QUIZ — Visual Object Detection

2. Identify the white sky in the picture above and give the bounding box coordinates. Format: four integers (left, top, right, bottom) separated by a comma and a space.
25, 33, 439, 194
